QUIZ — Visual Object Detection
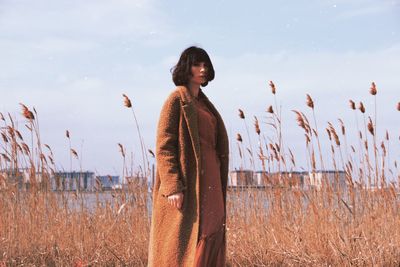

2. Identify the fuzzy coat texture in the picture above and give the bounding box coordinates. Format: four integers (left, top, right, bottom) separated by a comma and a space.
148, 86, 229, 267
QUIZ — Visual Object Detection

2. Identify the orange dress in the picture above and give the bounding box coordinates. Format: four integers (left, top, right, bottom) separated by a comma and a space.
193, 96, 226, 267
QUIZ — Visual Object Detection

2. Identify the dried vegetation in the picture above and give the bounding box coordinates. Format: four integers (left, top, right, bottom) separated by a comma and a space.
1, 83, 400, 266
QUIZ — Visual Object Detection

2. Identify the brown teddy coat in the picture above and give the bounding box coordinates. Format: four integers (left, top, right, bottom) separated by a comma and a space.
148, 86, 229, 267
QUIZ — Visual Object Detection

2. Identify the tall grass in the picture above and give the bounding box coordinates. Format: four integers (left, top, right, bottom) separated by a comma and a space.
0, 83, 399, 266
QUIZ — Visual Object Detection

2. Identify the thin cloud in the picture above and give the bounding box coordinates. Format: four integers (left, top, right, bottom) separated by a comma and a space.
332, 0, 399, 20
0, 0, 172, 40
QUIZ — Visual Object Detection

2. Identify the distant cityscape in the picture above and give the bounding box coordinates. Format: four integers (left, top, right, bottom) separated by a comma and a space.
0, 167, 353, 192
0, 168, 122, 191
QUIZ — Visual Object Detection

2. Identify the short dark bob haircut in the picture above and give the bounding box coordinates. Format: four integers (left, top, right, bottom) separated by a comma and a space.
172, 46, 215, 87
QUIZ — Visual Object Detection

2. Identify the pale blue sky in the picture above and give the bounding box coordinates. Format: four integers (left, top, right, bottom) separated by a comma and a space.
0, 0, 399, 177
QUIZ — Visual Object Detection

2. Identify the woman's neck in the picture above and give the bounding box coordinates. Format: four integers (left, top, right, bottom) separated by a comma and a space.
188, 83, 200, 98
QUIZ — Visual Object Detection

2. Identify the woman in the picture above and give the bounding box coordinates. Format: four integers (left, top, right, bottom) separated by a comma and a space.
148, 46, 229, 267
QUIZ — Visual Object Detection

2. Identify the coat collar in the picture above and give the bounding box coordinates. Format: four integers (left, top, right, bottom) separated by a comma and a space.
176, 86, 192, 104
177, 85, 228, 161
177, 86, 201, 162
176, 86, 208, 104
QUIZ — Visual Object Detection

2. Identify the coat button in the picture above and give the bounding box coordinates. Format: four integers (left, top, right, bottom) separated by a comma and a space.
201, 169, 205, 175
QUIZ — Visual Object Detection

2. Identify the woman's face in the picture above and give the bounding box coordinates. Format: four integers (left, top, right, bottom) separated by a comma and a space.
190, 62, 207, 86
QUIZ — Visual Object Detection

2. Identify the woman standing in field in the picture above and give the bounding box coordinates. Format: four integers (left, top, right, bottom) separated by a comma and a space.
148, 46, 229, 267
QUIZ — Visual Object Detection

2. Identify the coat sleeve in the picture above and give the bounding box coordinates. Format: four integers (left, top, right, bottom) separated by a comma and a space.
156, 93, 185, 197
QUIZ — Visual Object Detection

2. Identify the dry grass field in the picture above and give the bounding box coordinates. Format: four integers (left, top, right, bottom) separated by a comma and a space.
1, 82, 399, 266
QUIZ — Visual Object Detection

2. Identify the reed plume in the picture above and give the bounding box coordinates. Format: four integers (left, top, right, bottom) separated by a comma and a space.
148, 149, 155, 158
349, 100, 356, 110
118, 143, 128, 182
358, 100, 372, 187
238, 108, 255, 170
1, 153, 11, 162
1, 133, 8, 143
269, 80, 276, 95
254, 116, 260, 135
20, 103, 35, 120
266, 80, 286, 175
306, 94, 314, 108
118, 143, 125, 158
328, 123, 340, 146
236, 133, 244, 169
122, 94, 132, 108
236, 133, 243, 142
21, 143, 30, 155
305, 94, 325, 171
358, 102, 365, 113
370, 83, 379, 186
238, 109, 245, 119
122, 93, 149, 178
15, 130, 23, 141
369, 82, 377, 95
66, 129, 72, 174
293, 110, 306, 131
367, 117, 374, 136
70, 149, 78, 159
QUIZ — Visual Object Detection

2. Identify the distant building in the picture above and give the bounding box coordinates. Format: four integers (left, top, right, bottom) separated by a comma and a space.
0, 168, 48, 190
254, 171, 266, 186
96, 175, 120, 190
229, 170, 347, 189
229, 170, 254, 187
306, 170, 347, 190
253, 171, 306, 188
123, 175, 147, 190
287, 171, 306, 188
52, 171, 95, 191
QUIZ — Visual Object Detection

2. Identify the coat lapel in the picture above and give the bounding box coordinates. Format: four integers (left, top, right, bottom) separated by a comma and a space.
177, 86, 201, 162
198, 90, 229, 158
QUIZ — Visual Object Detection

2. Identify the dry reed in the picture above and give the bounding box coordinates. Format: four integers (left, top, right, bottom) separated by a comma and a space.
1, 82, 400, 266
